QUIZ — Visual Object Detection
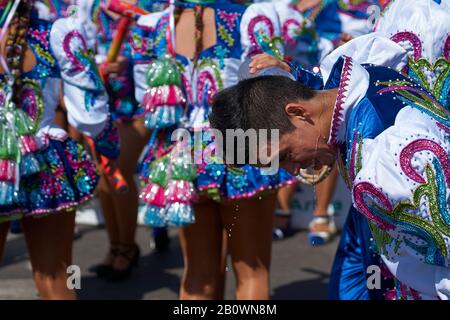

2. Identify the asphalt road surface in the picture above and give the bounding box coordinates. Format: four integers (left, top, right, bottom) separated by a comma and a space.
0, 225, 339, 300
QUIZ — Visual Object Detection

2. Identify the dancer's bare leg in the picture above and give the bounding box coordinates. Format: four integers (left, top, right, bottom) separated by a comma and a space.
275, 183, 297, 229
179, 199, 225, 300
97, 175, 120, 266
22, 212, 77, 300
221, 194, 276, 300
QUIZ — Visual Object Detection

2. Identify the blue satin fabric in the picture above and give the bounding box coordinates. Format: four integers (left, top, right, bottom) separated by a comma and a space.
326, 64, 414, 300
329, 207, 388, 300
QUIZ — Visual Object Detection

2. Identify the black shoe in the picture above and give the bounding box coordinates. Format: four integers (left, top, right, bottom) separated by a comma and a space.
89, 244, 119, 278
10, 220, 22, 234
272, 226, 295, 241
273, 210, 293, 241
153, 227, 170, 253
106, 244, 140, 282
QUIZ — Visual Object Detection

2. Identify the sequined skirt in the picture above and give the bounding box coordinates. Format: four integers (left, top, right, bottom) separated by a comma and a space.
0, 138, 99, 222
195, 163, 296, 201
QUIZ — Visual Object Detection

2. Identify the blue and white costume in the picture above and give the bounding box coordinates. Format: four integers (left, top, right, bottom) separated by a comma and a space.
320, 0, 450, 300
322, 52, 450, 300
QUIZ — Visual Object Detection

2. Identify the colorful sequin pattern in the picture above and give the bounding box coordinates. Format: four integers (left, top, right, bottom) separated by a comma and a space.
18, 79, 44, 131
92, 0, 116, 45
247, 15, 284, 60
390, 32, 450, 109
352, 78, 450, 267
26, 17, 58, 80
129, 26, 154, 59
376, 78, 450, 128
196, 58, 224, 106
94, 117, 120, 159
63, 30, 104, 111
353, 140, 450, 267
0, 139, 99, 221
0, 10, 116, 220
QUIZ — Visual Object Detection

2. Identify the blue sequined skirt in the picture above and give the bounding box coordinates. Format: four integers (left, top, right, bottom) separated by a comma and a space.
0, 138, 99, 222
195, 163, 296, 201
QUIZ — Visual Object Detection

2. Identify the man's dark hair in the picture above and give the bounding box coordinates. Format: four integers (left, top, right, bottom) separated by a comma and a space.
209, 75, 315, 164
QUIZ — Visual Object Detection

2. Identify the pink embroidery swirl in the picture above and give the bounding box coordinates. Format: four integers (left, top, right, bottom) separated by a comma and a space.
197, 71, 218, 106
20, 87, 38, 120
437, 122, 450, 134
353, 182, 396, 230
63, 30, 88, 73
390, 32, 422, 62
400, 139, 450, 187
247, 15, 274, 54
282, 19, 301, 46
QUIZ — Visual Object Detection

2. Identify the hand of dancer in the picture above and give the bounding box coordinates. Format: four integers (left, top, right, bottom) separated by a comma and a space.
103, 55, 128, 77
338, 33, 353, 47
249, 53, 291, 74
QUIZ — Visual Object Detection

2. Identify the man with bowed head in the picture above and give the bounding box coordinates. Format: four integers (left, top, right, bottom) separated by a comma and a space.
210, 46, 450, 299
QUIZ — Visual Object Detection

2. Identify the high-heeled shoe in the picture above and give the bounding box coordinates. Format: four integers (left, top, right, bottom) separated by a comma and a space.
90, 243, 120, 278
308, 215, 337, 246
106, 244, 140, 282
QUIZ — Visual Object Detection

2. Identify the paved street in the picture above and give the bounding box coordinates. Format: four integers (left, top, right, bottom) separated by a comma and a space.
0, 225, 339, 300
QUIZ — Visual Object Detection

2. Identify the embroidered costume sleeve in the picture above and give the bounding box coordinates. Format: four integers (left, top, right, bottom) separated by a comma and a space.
240, 2, 286, 60
374, 0, 450, 109
352, 100, 450, 300
50, 16, 119, 158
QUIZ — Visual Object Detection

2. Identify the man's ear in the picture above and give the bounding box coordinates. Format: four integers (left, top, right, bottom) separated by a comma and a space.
285, 102, 311, 121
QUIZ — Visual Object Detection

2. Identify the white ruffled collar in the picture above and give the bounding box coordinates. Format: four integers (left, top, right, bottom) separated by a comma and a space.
321, 56, 370, 147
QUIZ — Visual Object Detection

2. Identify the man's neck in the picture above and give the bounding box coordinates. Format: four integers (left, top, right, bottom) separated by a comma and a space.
315, 88, 338, 144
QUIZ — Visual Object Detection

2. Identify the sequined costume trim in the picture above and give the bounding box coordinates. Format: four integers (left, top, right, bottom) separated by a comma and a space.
328, 56, 353, 147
